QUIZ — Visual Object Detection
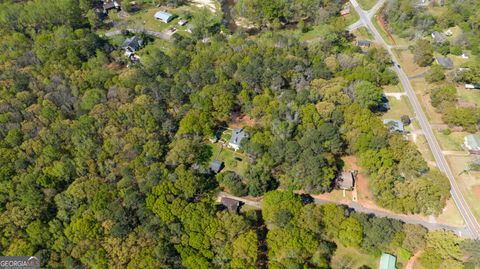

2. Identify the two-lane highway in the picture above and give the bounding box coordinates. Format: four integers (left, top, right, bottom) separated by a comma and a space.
348, 0, 480, 239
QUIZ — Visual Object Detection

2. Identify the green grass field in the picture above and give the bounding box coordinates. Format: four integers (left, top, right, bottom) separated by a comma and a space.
434, 130, 466, 151
382, 96, 414, 120
357, 0, 378, 10
331, 244, 378, 269
209, 142, 248, 176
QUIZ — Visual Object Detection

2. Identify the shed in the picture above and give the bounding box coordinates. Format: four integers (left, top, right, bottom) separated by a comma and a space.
380, 253, 397, 269
154, 11, 173, 23
229, 128, 247, 151
336, 171, 355, 190
221, 197, 241, 213
383, 119, 404, 133
210, 160, 224, 174
122, 36, 143, 56
436, 56, 453, 69
464, 134, 480, 154
431, 31, 447, 44
178, 19, 188, 26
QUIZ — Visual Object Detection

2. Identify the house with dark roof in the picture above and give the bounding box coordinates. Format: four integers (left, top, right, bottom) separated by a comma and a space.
122, 36, 143, 57
221, 197, 241, 213
336, 171, 355, 190
431, 31, 447, 44
436, 56, 453, 69
103, 0, 120, 13
383, 119, 404, 133
154, 11, 174, 23
464, 134, 480, 154
355, 40, 371, 48
209, 160, 224, 174
229, 128, 246, 151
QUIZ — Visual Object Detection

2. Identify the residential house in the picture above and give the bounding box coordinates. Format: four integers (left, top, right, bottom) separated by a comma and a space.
355, 40, 371, 48
340, 4, 350, 16
431, 31, 447, 44
122, 36, 143, 57
154, 11, 174, 23
336, 171, 355, 190
383, 119, 404, 133
436, 56, 453, 69
209, 160, 224, 174
461, 52, 469, 59
229, 128, 247, 151
221, 197, 241, 213
464, 134, 480, 154
103, 0, 120, 13
379, 253, 397, 269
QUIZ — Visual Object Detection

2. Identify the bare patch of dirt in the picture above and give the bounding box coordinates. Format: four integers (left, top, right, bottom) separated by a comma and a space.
473, 185, 480, 199
230, 113, 256, 128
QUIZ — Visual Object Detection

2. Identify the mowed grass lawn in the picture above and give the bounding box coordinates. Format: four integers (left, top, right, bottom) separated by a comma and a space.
382, 96, 414, 120
357, 0, 377, 10
434, 130, 467, 151
331, 244, 378, 269
209, 143, 248, 177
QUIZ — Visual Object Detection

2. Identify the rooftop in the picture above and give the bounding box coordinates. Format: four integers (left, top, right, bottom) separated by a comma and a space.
383, 119, 404, 133
379, 253, 396, 269
210, 160, 224, 174
436, 57, 453, 69
154, 11, 173, 22
221, 197, 240, 213
355, 40, 371, 47
431, 31, 447, 43
229, 128, 247, 147
465, 134, 480, 149
122, 36, 143, 52
337, 171, 354, 190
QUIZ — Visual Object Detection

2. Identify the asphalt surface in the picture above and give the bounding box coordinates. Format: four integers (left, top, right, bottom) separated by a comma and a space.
348, 0, 480, 239
218, 192, 468, 235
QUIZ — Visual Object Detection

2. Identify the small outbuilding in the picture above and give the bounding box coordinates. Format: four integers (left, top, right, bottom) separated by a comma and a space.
379, 253, 397, 269
464, 134, 480, 154
436, 56, 453, 69
122, 36, 143, 57
336, 171, 355, 190
178, 19, 188, 26
383, 119, 404, 133
154, 11, 174, 23
229, 128, 247, 151
210, 160, 224, 174
431, 31, 447, 44
221, 197, 241, 213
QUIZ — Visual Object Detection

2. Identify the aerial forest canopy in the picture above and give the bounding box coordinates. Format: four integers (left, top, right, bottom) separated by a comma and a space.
0, 0, 474, 268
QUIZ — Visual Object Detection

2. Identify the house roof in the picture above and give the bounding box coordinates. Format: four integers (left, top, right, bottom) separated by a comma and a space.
380, 253, 396, 269
122, 36, 143, 52
436, 56, 453, 69
337, 172, 354, 189
103, 0, 119, 10
221, 197, 240, 212
154, 11, 173, 22
465, 134, 480, 149
209, 160, 224, 173
229, 128, 247, 147
355, 40, 371, 47
431, 31, 447, 43
383, 119, 404, 132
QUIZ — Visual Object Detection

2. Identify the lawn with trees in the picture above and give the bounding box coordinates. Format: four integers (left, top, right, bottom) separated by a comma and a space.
0, 0, 478, 268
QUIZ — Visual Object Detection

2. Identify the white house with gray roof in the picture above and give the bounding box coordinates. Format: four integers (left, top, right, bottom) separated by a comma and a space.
229, 128, 246, 151
464, 134, 480, 154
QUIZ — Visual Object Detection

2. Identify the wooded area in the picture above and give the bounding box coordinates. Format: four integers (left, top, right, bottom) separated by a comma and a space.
0, 0, 478, 268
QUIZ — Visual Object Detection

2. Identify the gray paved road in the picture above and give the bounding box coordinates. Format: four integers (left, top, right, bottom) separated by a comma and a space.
218, 192, 468, 235
348, 0, 480, 239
